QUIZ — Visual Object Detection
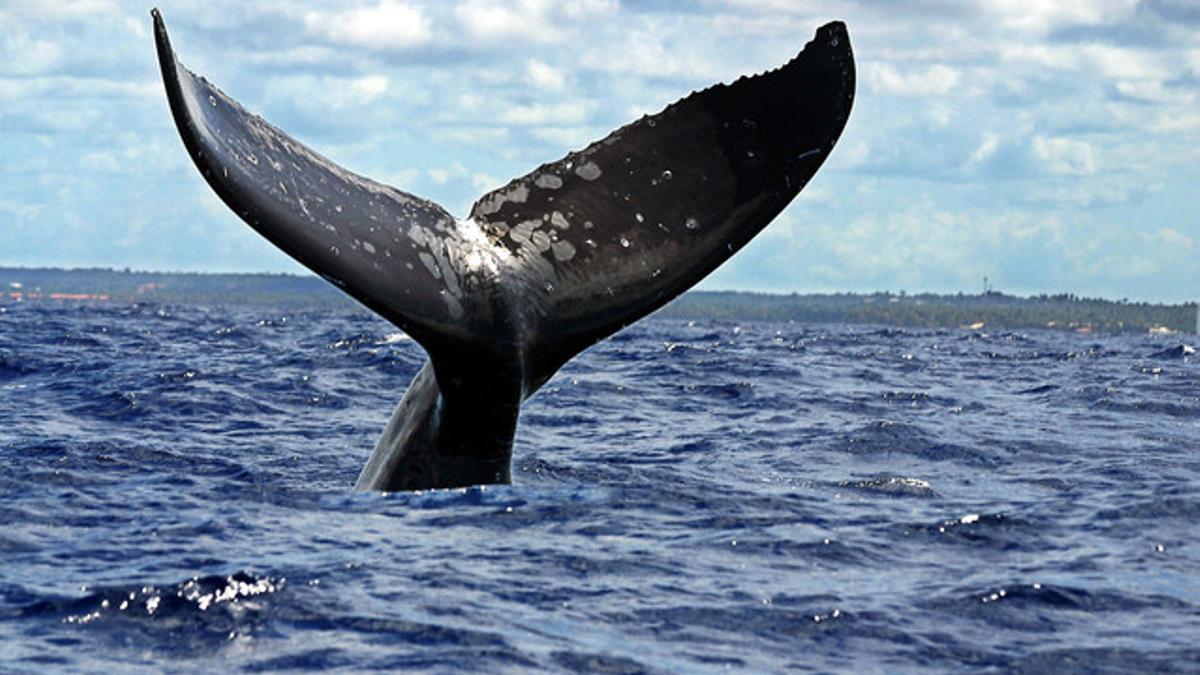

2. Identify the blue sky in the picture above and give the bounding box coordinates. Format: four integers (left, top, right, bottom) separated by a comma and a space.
1, 1, 1196, 302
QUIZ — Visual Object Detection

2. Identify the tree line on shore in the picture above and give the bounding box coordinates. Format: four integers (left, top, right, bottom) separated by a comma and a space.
2, 267, 1193, 333
659, 290, 1192, 333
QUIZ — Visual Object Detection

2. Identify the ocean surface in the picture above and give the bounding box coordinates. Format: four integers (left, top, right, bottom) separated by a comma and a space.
1, 300, 1197, 673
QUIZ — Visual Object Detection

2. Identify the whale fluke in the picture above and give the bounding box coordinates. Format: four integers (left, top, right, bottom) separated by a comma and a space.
152, 9, 855, 491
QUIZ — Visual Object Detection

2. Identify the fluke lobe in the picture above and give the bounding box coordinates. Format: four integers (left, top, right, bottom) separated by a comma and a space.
151, 9, 855, 491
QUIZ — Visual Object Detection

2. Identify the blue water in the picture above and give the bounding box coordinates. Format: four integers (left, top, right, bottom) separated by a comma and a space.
1, 300, 1198, 672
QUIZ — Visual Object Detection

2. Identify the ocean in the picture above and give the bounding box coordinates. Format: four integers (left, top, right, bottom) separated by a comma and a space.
1, 300, 1197, 672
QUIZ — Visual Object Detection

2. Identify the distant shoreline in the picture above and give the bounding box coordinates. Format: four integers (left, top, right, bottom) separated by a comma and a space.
1, 266, 1194, 334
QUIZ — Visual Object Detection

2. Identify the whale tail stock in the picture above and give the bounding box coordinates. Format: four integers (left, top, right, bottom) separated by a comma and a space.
152, 9, 855, 491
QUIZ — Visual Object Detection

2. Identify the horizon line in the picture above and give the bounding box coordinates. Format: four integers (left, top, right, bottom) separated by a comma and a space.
1, 264, 1193, 307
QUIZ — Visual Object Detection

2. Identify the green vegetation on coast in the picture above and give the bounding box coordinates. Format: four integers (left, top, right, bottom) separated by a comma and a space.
2, 267, 1194, 334
659, 290, 1192, 334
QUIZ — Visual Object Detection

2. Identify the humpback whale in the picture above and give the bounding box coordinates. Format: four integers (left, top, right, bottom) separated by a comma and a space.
151, 9, 855, 491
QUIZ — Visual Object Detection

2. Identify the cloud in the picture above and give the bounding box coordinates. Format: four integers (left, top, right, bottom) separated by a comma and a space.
1151, 110, 1200, 133
1112, 79, 1191, 105
1144, 0, 1200, 25
1032, 135, 1097, 175
0, 0, 118, 21
526, 59, 566, 89
499, 101, 589, 126
529, 125, 597, 150
240, 46, 338, 68
1151, 226, 1195, 253
978, 0, 1138, 30
1, 0, 1197, 302
1000, 42, 1169, 83
345, 75, 390, 105
253, 72, 423, 146
303, 1, 432, 50
866, 63, 961, 97
453, 0, 616, 44
454, 1, 544, 42
427, 161, 468, 185
471, 172, 501, 193
0, 32, 63, 76
712, 195, 1195, 300
968, 133, 1001, 164
79, 151, 119, 172
576, 26, 723, 81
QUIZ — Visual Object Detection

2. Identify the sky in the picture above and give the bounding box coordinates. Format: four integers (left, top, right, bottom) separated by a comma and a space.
0, 0, 1197, 302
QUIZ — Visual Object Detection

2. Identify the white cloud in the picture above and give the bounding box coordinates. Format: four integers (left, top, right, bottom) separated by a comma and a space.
1080, 45, 1169, 82
1152, 110, 1200, 133
304, 1, 432, 50
1000, 43, 1168, 83
577, 27, 721, 81
0, 78, 31, 101
348, 75, 390, 104
430, 126, 510, 148
0, 73, 160, 115
558, 0, 618, 19
427, 161, 467, 185
1032, 136, 1097, 176
0, 33, 62, 76
454, 0, 615, 44
242, 46, 337, 68
526, 59, 566, 90
1153, 227, 1195, 253
265, 74, 392, 114
1114, 80, 1185, 105
866, 63, 961, 97
1070, 222, 1196, 283
374, 168, 422, 192
830, 138, 870, 171
740, 195, 1199, 299
0, 0, 118, 20
472, 173, 501, 193
499, 101, 589, 126
530, 126, 595, 150
1, 0, 1197, 301
969, 133, 1001, 164
80, 151, 119, 172
454, 0, 550, 42
115, 218, 147, 249
979, 0, 1138, 30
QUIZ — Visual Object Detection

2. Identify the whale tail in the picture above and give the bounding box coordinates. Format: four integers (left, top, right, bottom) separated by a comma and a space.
152, 9, 855, 490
